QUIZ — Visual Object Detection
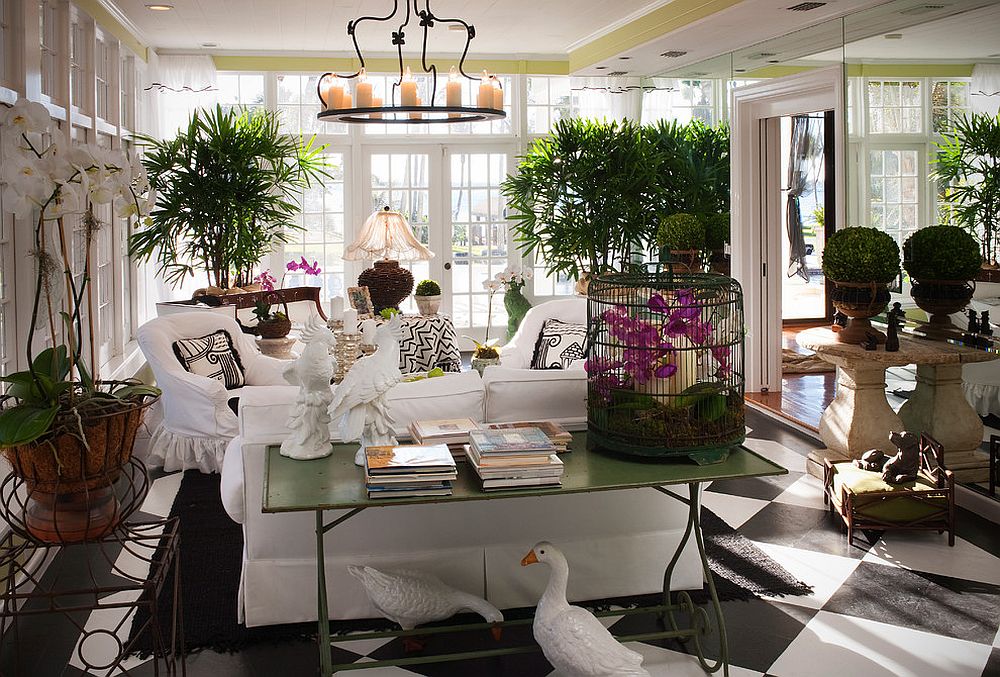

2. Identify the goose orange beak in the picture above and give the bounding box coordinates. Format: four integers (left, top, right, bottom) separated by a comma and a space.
490, 624, 503, 641
521, 550, 538, 566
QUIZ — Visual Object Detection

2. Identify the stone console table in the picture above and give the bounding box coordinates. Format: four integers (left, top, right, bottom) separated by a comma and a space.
797, 327, 996, 482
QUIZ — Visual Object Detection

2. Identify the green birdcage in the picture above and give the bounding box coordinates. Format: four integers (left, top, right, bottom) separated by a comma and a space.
585, 266, 746, 465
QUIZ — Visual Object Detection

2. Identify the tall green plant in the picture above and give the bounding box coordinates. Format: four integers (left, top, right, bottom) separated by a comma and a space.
501, 118, 659, 281
129, 105, 331, 289
644, 119, 730, 217
933, 112, 1000, 263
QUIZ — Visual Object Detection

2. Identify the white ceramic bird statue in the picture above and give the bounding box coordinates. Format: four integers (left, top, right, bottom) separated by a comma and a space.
279, 315, 338, 460
328, 313, 405, 466
521, 541, 650, 677
347, 565, 504, 651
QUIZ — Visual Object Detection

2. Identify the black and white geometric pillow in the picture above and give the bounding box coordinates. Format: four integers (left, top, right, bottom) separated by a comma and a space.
530, 319, 588, 370
172, 329, 246, 390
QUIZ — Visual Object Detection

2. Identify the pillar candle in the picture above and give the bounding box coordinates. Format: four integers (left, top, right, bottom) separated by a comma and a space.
356, 69, 373, 108
325, 79, 344, 110
477, 70, 493, 108
361, 319, 377, 345
343, 92, 353, 109
343, 308, 359, 333
492, 78, 504, 110
410, 96, 422, 120
446, 66, 462, 107
400, 66, 417, 106
372, 96, 383, 120
328, 296, 344, 321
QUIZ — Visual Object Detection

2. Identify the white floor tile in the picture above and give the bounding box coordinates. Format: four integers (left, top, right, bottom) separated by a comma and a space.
350, 656, 430, 674
772, 474, 826, 510
111, 523, 166, 582
702, 491, 770, 529
69, 590, 151, 676
332, 635, 398, 656
601, 642, 761, 677
742, 438, 807, 474
862, 532, 1000, 586
752, 541, 863, 610
768, 610, 993, 677
140, 471, 185, 517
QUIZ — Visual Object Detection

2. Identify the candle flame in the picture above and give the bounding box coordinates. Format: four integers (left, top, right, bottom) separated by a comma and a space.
449, 65, 458, 81
403, 65, 413, 81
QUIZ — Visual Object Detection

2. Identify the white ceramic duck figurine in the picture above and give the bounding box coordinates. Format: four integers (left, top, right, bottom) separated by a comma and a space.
347, 565, 504, 649
522, 541, 650, 677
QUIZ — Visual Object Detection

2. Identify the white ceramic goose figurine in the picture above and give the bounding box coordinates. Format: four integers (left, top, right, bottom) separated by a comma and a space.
522, 541, 650, 677
348, 565, 504, 649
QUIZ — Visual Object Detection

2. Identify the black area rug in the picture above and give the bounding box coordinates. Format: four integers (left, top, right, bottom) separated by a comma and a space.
129, 470, 811, 656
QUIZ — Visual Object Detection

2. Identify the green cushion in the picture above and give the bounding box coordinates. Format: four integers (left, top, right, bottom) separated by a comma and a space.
832, 464, 947, 523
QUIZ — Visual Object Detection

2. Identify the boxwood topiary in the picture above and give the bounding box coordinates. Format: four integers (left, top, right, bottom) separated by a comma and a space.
703, 213, 730, 251
902, 226, 981, 281
821, 227, 900, 284
415, 279, 441, 296
657, 213, 706, 251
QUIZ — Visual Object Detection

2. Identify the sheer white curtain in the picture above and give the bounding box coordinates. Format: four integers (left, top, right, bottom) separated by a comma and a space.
149, 54, 219, 139
971, 64, 1000, 117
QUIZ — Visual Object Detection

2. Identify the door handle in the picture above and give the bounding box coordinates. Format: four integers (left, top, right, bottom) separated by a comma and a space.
444, 262, 452, 270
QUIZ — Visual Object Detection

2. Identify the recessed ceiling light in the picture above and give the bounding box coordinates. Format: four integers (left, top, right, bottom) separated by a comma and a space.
145, 3, 174, 10
786, 2, 826, 10
618, 56, 632, 60
594, 65, 608, 70
767, 59, 781, 63
884, 33, 903, 39
734, 68, 747, 73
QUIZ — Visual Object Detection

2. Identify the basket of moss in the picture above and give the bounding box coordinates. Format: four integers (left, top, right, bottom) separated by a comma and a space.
903, 225, 980, 338
821, 227, 900, 344
414, 279, 442, 315
657, 213, 705, 272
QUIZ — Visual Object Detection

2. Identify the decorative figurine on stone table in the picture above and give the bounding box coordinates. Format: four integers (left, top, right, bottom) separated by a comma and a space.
833, 311, 849, 332
854, 449, 889, 472
881, 430, 921, 484
968, 309, 981, 335
861, 330, 879, 351
980, 311, 992, 337
885, 302, 902, 352
329, 313, 405, 466
279, 315, 338, 460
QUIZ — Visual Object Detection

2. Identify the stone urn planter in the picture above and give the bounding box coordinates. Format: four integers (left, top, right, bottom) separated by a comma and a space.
830, 280, 891, 344
471, 355, 500, 376
910, 279, 974, 339
903, 226, 982, 341
414, 294, 442, 315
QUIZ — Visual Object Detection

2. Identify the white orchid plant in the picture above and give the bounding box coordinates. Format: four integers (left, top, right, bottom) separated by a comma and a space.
0, 98, 159, 449
466, 267, 534, 359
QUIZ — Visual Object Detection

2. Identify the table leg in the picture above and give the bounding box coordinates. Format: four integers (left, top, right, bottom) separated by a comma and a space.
818, 363, 904, 458
317, 510, 332, 677
899, 363, 990, 483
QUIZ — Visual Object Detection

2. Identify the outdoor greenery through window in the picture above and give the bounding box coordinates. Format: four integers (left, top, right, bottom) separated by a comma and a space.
867, 80, 922, 134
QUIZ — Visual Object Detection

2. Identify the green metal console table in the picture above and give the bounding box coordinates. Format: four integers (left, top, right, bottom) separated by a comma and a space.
263, 432, 786, 676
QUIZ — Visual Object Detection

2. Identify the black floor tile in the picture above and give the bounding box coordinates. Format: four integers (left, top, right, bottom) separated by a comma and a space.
823, 561, 1000, 645
983, 647, 1000, 677
737, 502, 878, 559
957, 506, 1000, 559
745, 410, 822, 453
608, 599, 816, 674
706, 472, 803, 501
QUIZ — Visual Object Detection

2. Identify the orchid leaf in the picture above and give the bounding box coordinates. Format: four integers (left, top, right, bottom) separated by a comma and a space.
0, 404, 60, 448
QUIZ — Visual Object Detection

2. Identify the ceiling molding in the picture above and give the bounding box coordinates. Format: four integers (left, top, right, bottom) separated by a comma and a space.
210, 55, 570, 76
565, 0, 677, 52
75, 0, 149, 61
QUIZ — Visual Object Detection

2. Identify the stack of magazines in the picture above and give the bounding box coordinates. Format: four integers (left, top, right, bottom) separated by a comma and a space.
408, 418, 480, 461
466, 427, 564, 491
364, 444, 458, 498
484, 420, 573, 452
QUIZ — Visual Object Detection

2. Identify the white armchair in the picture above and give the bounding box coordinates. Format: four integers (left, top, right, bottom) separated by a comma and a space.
137, 312, 288, 473
483, 297, 588, 426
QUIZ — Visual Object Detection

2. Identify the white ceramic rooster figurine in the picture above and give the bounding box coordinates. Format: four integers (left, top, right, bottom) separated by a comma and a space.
348, 565, 504, 651
280, 315, 338, 460
328, 313, 404, 466
522, 541, 650, 677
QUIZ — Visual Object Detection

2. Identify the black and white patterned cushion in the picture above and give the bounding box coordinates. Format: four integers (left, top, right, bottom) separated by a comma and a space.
531, 319, 587, 370
172, 329, 246, 390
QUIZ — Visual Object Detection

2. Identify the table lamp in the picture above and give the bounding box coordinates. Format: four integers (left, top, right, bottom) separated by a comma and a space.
344, 206, 434, 312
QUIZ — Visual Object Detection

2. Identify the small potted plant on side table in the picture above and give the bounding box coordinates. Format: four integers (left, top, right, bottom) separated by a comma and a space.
414, 279, 442, 315
822, 226, 901, 344
657, 213, 706, 272
903, 225, 981, 339
466, 278, 503, 375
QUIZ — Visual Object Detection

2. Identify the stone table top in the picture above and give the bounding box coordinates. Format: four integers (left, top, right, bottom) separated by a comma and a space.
796, 327, 999, 368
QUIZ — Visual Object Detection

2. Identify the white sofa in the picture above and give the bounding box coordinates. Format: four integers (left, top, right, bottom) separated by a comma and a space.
137, 312, 290, 473
483, 298, 588, 426
220, 373, 702, 627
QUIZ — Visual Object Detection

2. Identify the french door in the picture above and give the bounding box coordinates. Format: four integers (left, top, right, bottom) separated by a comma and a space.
361, 145, 515, 342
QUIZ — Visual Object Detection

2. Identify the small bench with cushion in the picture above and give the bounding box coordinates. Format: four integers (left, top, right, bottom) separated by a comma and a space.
823, 433, 955, 547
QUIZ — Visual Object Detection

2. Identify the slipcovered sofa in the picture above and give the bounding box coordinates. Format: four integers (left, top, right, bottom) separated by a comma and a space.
483, 297, 588, 426
220, 375, 702, 626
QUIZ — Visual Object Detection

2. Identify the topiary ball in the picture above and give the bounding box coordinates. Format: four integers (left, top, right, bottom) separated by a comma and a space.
703, 213, 730, 251
821, 227, 900, 284
415, 279, 442, 296
657, 213, 706, 251
903, 226, 981, 281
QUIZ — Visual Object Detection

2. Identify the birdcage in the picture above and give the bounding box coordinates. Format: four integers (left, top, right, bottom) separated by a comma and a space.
586, 266, 745, 464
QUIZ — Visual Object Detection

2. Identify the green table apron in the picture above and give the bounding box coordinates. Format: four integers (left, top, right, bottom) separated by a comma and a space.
263, 431, 787, 676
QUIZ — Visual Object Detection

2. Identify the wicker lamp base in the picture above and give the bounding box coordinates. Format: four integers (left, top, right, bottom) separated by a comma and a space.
358, 260, 414, 313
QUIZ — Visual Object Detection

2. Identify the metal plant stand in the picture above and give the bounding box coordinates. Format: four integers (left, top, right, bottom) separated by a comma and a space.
0, 457, 185, 676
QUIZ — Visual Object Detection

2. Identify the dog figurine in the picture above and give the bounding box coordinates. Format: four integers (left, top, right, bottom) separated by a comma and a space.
881, 431, 921, 484
853, 449, 888, 472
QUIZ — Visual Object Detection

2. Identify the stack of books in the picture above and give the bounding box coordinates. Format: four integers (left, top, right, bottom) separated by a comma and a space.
484, 420, 573, 452
409, 418, 481, 461
364, 444, 458, 499
466, 427, 564, 491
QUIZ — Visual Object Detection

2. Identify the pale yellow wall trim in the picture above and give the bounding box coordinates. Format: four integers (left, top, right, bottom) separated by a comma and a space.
569, 0, 743, 72
846, 63, 974, 78
211, 55, 569, 75
74, 0, 147, 61
741, 65, 818, 79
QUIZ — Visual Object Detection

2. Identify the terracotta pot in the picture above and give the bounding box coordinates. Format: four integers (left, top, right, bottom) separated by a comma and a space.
3, 397, 155, 544
257, 316, 292, 339
830, 280, 891, 344
910, 278, 974, 339
414, 294, 442, 315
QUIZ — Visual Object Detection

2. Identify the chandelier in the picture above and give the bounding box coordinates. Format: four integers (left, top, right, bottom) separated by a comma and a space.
316, 1, 506, 125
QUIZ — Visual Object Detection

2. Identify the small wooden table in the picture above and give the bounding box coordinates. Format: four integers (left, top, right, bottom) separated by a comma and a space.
797, 327, 997, 482
263, 433, 786, 676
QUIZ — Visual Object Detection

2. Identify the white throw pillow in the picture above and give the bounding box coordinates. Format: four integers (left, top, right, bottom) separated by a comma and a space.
530, 319, 587, 370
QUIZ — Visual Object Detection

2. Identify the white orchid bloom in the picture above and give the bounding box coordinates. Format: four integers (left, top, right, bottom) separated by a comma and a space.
1, 183, 36, 218
2, 99, 51, 134
482, 279, 501, 293
523, 268, 534, 280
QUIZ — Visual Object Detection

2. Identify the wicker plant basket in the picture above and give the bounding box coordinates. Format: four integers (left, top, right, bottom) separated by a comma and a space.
255, 294, 292, 338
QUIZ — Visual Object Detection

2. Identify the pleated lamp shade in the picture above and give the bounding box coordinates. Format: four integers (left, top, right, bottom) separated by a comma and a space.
344, 207, 435, 313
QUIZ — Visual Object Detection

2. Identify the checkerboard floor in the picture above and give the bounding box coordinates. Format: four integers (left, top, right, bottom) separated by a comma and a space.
25, 408, 1000, 677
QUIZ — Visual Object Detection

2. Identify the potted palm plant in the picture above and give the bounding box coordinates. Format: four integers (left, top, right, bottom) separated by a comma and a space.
0, 99, 160, 544
413, 279, 442, 315
129, 105, 331, 293
821, 227, 901, 344
903, 225, 981, 338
